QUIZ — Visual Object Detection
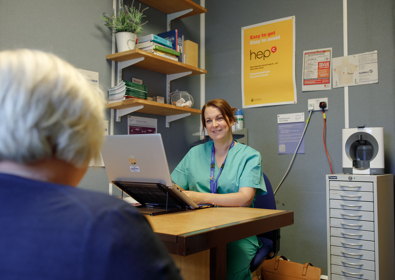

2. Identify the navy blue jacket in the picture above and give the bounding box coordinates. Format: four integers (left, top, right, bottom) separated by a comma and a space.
0, 174, 182, 280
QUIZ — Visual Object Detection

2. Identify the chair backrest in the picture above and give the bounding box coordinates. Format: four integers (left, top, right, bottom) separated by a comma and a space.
254, 172, 276, 210
255, 172, 280, 253
250, 172, 281, 272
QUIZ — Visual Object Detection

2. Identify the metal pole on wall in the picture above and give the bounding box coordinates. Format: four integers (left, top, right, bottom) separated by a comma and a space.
343, 0, 349, 129
200, 0, 205, 140
109, 0, 117, 196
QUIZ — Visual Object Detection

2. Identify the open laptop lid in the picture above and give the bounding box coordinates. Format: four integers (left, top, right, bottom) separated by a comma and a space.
101, 134, 201, 211
101, 134, 172, 186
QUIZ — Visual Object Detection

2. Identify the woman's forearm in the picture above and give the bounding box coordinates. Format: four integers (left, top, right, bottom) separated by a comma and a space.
183, 187, 256, 207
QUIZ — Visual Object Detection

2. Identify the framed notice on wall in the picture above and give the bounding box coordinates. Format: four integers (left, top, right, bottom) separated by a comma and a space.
241, 16, 296, 108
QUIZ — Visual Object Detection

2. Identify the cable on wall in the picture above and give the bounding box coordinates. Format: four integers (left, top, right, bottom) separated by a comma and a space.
274, 110, 313, 195
322, 108, 333, 174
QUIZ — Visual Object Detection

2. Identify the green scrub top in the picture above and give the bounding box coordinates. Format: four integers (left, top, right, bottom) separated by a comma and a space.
171, 140, 267, 280
171, 140, 266, 199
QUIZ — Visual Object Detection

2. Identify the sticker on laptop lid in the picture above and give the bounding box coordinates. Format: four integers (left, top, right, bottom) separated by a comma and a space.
130, 166, 140, 172
128, 155, 140, 172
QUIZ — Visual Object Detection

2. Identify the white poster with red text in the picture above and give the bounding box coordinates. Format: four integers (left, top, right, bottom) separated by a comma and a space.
302, 48, 332, 91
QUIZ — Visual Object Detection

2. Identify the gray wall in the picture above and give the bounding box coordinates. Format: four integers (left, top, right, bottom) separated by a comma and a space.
0, 0, 114, 193
205, 0, 395, 274
0, 0, 202, 195
1, 0, 394, 275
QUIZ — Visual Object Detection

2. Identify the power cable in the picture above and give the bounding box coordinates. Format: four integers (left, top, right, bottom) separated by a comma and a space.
274, 110, 313, 196
322, 109, 333, 174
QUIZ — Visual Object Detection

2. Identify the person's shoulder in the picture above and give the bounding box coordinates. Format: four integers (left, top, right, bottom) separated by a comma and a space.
189, 140, 213, 153
234, 142, 261, 156
58, 185, 136, 216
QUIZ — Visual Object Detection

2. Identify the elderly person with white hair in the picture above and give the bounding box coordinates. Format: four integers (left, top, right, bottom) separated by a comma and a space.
0, 49, 182, 280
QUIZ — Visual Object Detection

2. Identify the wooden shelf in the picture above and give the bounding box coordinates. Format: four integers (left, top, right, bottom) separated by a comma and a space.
106, 49, 206, 76
107, 98, 201, 116
138, 0, 207, 18
106, 0, 206, 128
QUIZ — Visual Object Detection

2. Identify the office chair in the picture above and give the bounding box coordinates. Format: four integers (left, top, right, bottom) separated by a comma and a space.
249, 172, 281, 273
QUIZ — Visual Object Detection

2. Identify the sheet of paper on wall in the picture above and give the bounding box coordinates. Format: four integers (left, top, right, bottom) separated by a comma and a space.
332, 51, 378, 88
89, 120, 108, 167
78, 69, 99, 88
277, 113, 305, 154
302, 48, 332, 91
128, 116, 157, 134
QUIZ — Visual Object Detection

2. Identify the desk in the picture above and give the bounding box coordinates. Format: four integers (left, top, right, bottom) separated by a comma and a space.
146, 207, 294, 279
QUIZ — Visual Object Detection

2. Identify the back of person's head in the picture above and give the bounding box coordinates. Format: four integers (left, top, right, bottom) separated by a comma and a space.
0, 49, 106, 168
201, 99, 236, 131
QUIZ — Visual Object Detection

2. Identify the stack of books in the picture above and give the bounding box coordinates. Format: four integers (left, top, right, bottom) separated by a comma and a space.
124, 80, 147, 99
137, 34, 180, 62
157, 29, 184, 63
108, 81, 128, 102
108, 81, 147, 103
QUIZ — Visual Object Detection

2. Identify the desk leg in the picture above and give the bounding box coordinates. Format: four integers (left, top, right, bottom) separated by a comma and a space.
171, 250, 210, 280
210, 244, 227, 279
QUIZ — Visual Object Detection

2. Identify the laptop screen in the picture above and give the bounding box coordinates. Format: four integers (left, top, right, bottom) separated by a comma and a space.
101, 134, 173, 186
101, 134, 203, 212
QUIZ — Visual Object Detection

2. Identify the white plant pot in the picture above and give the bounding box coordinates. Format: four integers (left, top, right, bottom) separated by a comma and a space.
115, 32, 137, 52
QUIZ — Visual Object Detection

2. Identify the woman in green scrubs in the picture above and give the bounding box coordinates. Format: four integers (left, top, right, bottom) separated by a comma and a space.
171, 99, 267, 280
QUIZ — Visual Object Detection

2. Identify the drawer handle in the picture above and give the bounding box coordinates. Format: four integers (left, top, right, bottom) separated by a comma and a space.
342, 270, 364, 277
341, 232, 363, 239
340, 194, 362, 200
339, 185, 362, 190
341, 242, 363, 249
341, 213, 363, 219
340, 204, 362, 209
341, 223, 363, 229
341, 251, 363, 258
341, 261, 363, 268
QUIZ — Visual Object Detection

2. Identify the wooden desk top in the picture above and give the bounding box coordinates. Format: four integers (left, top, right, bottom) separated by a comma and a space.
146, 207, 294, 256
147, 207, 285, 235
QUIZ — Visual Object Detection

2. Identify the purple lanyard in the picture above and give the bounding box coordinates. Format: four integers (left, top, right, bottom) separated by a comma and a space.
210, 141, 235, 193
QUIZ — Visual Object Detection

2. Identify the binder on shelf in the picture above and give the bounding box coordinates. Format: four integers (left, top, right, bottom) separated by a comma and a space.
137, 34, 172, 48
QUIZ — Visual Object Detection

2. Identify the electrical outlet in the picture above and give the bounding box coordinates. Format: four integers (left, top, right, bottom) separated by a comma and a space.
308, 98, 328, 111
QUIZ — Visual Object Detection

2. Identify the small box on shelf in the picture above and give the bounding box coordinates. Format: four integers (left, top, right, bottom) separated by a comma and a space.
184, 40, 198, 67
153, 96, 165, 103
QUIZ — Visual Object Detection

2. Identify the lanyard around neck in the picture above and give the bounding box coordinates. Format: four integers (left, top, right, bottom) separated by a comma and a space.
210, 141, 235, 193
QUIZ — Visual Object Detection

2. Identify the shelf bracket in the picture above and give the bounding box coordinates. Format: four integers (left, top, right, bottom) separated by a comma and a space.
168, 72, 192, 82
116, 105, 144, 122
167, 9, 193, 30
117, 57, 145, 83
166, 113, 191, 128
166, 71, 192, 104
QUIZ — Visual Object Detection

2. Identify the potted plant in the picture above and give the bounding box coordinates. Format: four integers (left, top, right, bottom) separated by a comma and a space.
102, 0, 148, 52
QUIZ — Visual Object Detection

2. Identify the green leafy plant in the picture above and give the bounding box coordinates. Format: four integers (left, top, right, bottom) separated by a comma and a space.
102, 0, 148, 34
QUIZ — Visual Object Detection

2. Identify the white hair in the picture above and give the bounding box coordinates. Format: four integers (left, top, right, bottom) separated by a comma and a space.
0, 49, 106, 167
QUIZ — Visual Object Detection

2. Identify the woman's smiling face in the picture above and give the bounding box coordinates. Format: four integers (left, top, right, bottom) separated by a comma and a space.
204, 106, 233, 142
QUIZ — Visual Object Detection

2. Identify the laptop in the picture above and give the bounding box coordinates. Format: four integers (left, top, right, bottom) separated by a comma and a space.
101, 134, 206, 214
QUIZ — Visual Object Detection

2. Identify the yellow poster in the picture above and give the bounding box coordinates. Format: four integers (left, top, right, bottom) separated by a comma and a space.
242, 16, 296, 108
